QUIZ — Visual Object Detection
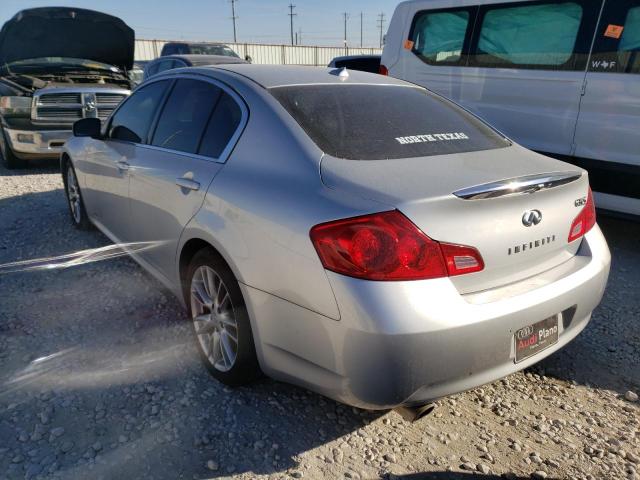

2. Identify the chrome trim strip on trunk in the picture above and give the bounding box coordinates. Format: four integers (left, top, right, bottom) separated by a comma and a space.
453, 172, 583, 200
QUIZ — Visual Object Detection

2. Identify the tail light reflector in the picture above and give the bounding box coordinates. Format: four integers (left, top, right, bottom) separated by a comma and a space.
310, 210, 483, 281
568, 188, 596, 243
440, 243, 484, 276
378, 64, 389, 75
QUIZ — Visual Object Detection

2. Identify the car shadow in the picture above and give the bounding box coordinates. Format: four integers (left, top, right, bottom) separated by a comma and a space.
0, 156, 59, 176
388, 474, 533, 480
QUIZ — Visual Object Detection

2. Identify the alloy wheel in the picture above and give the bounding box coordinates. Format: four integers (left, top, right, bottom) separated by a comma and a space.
66, 167, 82, 224
190, 266, 239, 372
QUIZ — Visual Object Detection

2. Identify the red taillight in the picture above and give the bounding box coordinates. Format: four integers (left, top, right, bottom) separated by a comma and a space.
310, 210, 483, 281
378, 64, 389, 75
439, 243, 484, 277
568, 188, 596, 243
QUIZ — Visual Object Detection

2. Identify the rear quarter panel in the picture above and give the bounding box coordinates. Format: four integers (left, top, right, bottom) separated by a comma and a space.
178, 80, 391, 320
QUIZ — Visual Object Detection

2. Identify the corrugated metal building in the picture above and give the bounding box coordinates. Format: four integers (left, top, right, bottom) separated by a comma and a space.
135, 39, 381, 65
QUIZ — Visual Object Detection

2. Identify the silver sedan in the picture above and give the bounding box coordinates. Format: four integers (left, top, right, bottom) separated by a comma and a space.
61, 65, 611, 418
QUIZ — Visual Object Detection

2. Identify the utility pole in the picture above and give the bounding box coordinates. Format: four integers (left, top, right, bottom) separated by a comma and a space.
295, 31, 298, 45
342, 12, 349, 51
298, 28, 302, 45
288, 4, 297, 46
377, 12, 386, 48
230, 0, 238, 43
360, 12, 363, 48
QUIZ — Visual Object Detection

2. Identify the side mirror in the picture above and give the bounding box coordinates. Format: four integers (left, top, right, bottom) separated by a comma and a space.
73, 118, 102, 139
244, 55, 252, 63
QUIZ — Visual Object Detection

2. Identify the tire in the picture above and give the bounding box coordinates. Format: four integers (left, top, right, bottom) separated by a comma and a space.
0, 129, 26, 169
63, 161, 92, 230
185, 248, 261, 386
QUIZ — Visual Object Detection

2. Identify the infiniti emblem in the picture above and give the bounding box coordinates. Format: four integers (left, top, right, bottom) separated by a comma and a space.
522, 209, 542, 227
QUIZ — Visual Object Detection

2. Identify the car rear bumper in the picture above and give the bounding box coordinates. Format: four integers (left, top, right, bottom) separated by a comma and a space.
242, 225, 610, 409
4, 127, 71, 159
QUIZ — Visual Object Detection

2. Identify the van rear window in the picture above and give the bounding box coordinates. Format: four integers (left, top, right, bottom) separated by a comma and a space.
269, 84, 509, 160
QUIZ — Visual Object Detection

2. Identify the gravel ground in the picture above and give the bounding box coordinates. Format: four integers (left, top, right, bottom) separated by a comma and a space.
0, 159, 638, 480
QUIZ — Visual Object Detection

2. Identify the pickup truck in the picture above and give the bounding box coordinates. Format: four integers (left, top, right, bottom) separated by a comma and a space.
0, 7, 134, 168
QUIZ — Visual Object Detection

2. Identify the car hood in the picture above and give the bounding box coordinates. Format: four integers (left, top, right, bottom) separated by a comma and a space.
0, 7, 134, 71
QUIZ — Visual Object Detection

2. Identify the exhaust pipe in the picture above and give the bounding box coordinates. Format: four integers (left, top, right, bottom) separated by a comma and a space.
394, 403, 436, 422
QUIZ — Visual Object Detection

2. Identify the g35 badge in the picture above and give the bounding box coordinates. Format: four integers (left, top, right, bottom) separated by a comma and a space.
575, 197, 587, 207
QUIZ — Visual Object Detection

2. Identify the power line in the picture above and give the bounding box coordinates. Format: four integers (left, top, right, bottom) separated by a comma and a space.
288, 4, 297, 46
377, 12, 386, 48
230, 0, 238, 43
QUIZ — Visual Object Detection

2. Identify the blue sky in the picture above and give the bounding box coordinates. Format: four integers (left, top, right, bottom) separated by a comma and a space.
0, 0, 399, 47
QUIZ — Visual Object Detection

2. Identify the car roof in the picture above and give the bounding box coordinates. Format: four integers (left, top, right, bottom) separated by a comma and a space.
195, 64, 412, 89
159, 54, 247, 65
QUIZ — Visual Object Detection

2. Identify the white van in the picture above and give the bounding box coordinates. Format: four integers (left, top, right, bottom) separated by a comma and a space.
381, 0, 640, 216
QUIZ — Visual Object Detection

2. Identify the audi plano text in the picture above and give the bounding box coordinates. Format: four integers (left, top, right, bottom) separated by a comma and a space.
61, 65, 610, 418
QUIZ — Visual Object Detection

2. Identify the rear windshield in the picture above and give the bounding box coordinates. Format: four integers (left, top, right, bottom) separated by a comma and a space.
270, 84, 509, 160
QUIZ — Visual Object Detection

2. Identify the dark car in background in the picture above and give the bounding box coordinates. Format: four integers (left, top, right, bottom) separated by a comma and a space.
0, 7, 133, 169
143, 54, 248, 81
328, 54, 381, 73
161, 42, 241, 58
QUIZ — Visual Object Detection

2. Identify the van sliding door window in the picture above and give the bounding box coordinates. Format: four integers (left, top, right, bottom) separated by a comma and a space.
621, 7, 640, 73
590, 2, 640, 74
477, 2, 583, 68
409, 9, 473, 65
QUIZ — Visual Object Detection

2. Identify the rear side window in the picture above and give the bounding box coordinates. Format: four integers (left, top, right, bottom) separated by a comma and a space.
109, 80, 169, 143
270, 84, 509, 160
410, 10, 471, 64
160, 44, 175, 55
621, 7, 640, 51
590, 2, 640, 74
151, 79, 222, 154
198, 92, 243, 158
621, 7, 640, 73
475, 2, 583, 68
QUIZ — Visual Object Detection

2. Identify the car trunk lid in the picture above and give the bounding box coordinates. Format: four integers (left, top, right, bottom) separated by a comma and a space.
321, 145, 589, 294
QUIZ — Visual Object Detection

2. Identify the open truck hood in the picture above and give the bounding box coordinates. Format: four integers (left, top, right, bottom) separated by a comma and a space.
0, 7, 134, 71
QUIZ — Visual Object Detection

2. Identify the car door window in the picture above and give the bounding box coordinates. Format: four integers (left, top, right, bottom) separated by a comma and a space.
409, 9, 472, 65
151, 79, 222, 154
156, 60, 176, 73
198, 91, 243, 159
109, 80, 169, 143
145, 62, 159, 79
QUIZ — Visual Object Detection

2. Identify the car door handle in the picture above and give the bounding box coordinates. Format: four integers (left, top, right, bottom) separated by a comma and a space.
116, 160, 130, 172
175, 178, 200, 191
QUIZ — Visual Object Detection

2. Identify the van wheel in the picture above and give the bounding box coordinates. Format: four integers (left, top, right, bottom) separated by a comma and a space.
64, 162, 92, 230
0, 130, 26, 169
186, 249, 261, 386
